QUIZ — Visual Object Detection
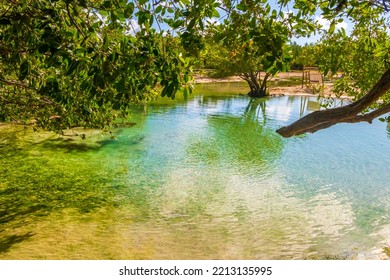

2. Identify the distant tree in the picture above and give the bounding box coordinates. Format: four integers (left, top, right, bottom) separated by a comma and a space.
203, 1, 314, 97
289, 42, 320, 70
289, 42, 304, 70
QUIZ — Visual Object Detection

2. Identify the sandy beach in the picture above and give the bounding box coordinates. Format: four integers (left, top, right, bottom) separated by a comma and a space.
194, 71, 346, 98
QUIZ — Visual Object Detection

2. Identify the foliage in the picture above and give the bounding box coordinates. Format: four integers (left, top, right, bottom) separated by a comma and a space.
289, 42, 320, 70
317, 14, 390, 102
0, 0, 220, 132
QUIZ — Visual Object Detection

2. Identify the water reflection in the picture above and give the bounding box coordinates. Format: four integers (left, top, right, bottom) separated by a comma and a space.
387, 121, 390, 138
244, 98, 267, 124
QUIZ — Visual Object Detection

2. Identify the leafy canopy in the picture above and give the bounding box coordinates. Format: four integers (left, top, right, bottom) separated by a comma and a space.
0, 0, 218, 132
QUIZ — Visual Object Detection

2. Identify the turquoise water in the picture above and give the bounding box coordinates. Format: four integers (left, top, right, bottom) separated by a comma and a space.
1, 87, 390, 259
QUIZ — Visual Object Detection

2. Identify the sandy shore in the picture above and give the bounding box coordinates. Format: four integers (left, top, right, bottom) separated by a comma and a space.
269, 84, 337, 97
194, 72, 347, 98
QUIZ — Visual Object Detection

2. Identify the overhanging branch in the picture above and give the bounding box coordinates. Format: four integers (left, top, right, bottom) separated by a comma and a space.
276, 68, 390, 137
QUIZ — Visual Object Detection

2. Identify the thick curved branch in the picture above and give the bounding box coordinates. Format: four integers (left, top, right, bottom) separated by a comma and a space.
276, 68, 390, 137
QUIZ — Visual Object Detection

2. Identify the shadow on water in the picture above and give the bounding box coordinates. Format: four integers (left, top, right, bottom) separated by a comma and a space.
37, 136, 114, 153
0, 124, 162, 257
0, 232, 35, 253
0, 126, 151, 249
40, 140, 102, 152
0, 203, 51, 226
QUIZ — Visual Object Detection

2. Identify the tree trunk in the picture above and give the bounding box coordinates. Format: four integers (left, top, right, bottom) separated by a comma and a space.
240, 71, 269, 98
276, 68, 390, 137
248, 87, 267, 98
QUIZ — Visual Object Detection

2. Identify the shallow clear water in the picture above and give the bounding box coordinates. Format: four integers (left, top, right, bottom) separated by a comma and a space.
1, 86, 390, 260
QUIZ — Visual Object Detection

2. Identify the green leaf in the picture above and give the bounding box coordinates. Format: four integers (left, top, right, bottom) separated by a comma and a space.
161, 85, 168, 97
155, 5, 162, 14
101, 1, 112, 9
116, 78, 126, 92
187, 19, 196, 30
19, 60, 29, 81
124, 3, 135, 18
178, 53, 185, 63
329, 21, 336, 34
236, 4, 247, 11
66, 60, 80, 76
199, 19, 203, 30
181, 10, 190, 16
212, 9, 220, 18
172, 19, 184, 29
138, 11, 149, 26
161, 82, 175, 98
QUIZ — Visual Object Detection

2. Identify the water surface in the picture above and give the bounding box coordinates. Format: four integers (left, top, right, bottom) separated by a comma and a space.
1, 86, 389, 259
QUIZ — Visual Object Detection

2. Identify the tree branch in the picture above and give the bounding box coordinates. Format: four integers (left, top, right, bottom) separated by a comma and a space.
276, 68, 390, 137
66, 3, 86, 38
353, 102, 390, 122
0, 78, 36, 90
0, 0, 16, 18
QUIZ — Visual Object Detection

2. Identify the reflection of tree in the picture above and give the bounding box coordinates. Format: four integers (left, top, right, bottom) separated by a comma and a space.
387, 121, 390, 138
244, 98, 267, 124
286, 96, 321, 117
299, 97, 308, 117
187, 98, 284, 173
